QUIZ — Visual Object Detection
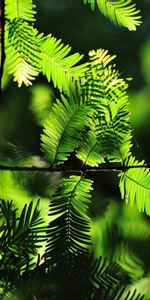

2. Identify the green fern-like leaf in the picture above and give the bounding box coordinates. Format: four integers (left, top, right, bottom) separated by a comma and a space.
76, 128, 104, 167
0, 199, 45, 257
80, 49, 132, 163
45, 175, 93, 258
5, 1, 88, 90
5, 0, 36, 22
0, 198, 46, 297
0, 199, 46, 297
39, 34, 88, 93
5, 20, 41, 87
83, 0, 142, 31
113, 286, 146, 300
119, 156, 150, 216
5, 22, 87, 90
41, 93, 92, 166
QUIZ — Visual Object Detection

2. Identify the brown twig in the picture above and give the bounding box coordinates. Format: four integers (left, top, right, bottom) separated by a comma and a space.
0, 164, 149, 173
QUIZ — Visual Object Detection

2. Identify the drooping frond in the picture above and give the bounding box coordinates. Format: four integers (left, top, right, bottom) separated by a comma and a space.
81, 49, 132, 162
76, 128, 104, 167
41, 93, 91, 166
112, 286, 146, 300
0, 199, 45, 258
39, 34, 88, 93
119, 156, 150, 216
0, 199, 47, 298
5, 0, 36, 22
5, 20, 41, 87
45, 176, 93, 259
5, 0, 88, 90
83, 0, 142, 31
92, 261, 146, 299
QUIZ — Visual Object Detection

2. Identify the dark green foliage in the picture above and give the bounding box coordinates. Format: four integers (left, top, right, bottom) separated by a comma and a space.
0, 199, 45, 258
0, 199, 47, 298
45, 175, 93, 258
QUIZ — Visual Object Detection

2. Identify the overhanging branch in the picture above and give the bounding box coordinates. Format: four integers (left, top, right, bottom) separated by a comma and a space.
0, 164, 149, 173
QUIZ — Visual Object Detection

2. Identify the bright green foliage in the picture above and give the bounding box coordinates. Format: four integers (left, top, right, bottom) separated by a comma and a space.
40, 35, 88, 93
4, 0, 142, 91
5, 20, 41, 87
119, 156, 150, 215
5, 0, 36, 22
83, 0, 142, 31
41, 93, 92, 166
42, 48, 132, 167
4, 0, 87, 91
40, 47, 150, 219
80, 49, 132, 163
45, 176, 93, 257
4, 0, 38, 88
5, 20, 87, 90
77, 129, 104, 167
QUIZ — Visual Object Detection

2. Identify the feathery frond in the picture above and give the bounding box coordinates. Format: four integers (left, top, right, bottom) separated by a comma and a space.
5, 0, 36, 22
119, 156, 150, 216
80, 49, 132, 162
45, 176, 93, 258
5, 22, 87, 90
0, 199, 45, 258
0, 199, 46, 298
39, 34, 88, 93
5, 20, 41, 87
76, 128, 104, 167
113, 286, 146, 300
83, 0, 142, 31
2, 0, 149, 299
41, 93, 92, 166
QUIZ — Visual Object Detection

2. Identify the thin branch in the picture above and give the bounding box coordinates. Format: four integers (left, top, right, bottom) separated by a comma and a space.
0, 0, 5, 96
0, 164, 149, 173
